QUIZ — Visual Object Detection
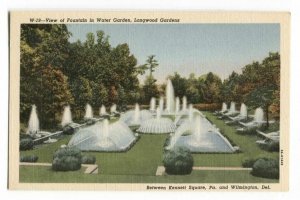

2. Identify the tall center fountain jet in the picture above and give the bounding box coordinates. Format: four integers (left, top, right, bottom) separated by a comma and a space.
165, 79, 175, 113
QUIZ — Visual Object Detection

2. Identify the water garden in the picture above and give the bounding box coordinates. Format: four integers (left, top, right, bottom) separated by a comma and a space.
19, 24, 280, 183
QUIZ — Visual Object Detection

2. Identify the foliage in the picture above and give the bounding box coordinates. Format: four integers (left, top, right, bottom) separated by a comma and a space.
142, 75, 160, 104
168, 72, 188, 98
163, 146, 194, 175
143, 55, 159, 77
193, 103, 221, 111
20, 155, 38, 163
251, 158, 279, 179
222, 52, 280, 125
81, 155, 96, 164
20, 23, 280, 129
258, 141, 279, 152
52, 147, 82, 171
169, 72, 222, 104
20, 138, 34, 151
246, 84, 276, 128
20, 24, 73, 127
20, 26, 142, 126
62, 124, 76, 135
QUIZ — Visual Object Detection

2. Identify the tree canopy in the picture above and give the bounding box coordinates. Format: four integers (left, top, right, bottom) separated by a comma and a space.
20, 24, 280, 128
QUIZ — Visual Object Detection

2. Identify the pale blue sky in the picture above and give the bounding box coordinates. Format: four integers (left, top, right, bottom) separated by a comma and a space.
67, 24, 280, 83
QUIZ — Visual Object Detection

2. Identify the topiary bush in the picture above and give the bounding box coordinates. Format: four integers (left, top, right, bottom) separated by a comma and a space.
20, 155, 38, 163
163, 146, 194, 175
20, 138, 34, 151
81, 155, 96, 164
62, 124, 75, 135
242, 157, 258, 168
258, 141, 279, 152
52, 147, 82, 171
237, 126, 258, 135
266, 141, 279, 152
251, 158, 279, 179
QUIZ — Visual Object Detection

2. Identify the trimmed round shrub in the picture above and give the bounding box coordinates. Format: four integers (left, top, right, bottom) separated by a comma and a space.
242, 158, 257, 168
237, 126, 258, 135
251, 158, 279, 179
163, 146, 194, 175
62, 125, 75, 135
163, 136, 171, 148
20, 134, 33, 140
81, 155, 96, 164
20, 138, 34, 151
20, 155, 38, 163
101, 114, 110, 120
52, 147, 82, 171
259, 141, 279, 152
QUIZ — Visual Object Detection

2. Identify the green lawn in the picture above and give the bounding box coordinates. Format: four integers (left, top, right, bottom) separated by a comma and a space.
20, 166, 277, 183
192, 112, 279, 167
20, 112, 279, 183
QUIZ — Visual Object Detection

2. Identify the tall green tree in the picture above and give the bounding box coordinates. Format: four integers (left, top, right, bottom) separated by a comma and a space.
246, 84, 276, 128
169, 72, 188, 99
142, 76, 160, 104
146, 55, 159, 78
20, 24, 73, 126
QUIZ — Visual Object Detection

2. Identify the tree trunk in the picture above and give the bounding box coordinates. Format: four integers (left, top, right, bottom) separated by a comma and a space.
265, 105, 269, 129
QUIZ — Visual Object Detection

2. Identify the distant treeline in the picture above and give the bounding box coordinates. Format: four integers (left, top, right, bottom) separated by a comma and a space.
20, 24, 280, 128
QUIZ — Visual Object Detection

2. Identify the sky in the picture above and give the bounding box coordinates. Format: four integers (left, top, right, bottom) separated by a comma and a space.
67, 24, 280, 84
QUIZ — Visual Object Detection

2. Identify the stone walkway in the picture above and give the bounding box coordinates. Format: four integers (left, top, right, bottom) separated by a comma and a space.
20, 162, 99, 174
156, 166, 252, 176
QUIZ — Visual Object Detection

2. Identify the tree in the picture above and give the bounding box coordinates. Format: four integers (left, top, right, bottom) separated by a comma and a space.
20, 25, 72, 126
246, 84, 276, 128
146, 55, 159, 77
186, 73, 203, 104
70, 76, 93, 119
169, 72, 188, 99
204, 72, 222, 103
220, 71, 241, 103
142, 76, 160, 104
38, 65, 74, 127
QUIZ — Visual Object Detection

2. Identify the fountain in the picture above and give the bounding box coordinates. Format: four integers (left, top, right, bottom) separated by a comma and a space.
61, 105, 72, 127
133, 103, 140, 124
229, 102, 236, 114
193, 115, 202, 143
167, 112, 235, 153
84, 104, 93, 119
68, 119, 136, 151
110, 104, 117, 113
165, 79, 175, 113
120, 104, 153, 126
137, 108, 176, 134
175, 97, 180, 114
188, 104, 194, 121
221, 102, 227, 112
182, 96, 187, 111
254, 107, 264, 122
159, 97, 164, 112
102, 119, 109, 138
27, 105, 39, 135
150, 97, 156, 112
99, 105, 107, 116
240, 103, 247, 117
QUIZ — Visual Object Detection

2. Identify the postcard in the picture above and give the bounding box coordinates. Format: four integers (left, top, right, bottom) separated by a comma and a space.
9, 11, 290, 191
